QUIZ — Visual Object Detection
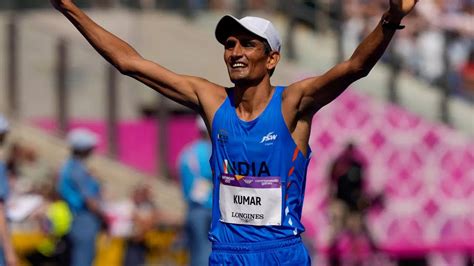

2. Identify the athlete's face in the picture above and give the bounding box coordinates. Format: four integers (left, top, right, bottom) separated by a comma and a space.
223, 31, 279, 85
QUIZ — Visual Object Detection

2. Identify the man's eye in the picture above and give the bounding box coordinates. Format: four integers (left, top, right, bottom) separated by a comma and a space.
224, 41, 236, 49
242, 41, 255, 47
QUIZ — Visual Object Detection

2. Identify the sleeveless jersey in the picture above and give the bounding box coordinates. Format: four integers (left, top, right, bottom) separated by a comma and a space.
209, 86, 312, 243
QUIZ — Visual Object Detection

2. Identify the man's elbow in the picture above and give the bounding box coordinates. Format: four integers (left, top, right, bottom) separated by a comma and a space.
352, 66, 371, 79
348, 61, 372, 79
115, 56, 141, 75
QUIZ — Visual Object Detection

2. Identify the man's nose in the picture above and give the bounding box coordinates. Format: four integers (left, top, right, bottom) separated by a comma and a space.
231, 43, 243, 57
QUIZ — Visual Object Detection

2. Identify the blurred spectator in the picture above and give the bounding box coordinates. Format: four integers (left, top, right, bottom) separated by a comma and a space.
342, 0, 388, 57
330, 143, 364, 207
58, 128, 106, 266
342, 0, 474, 100
25, 183, 72, 266
0, 115, 18, 266
123, 184, 158, 266
177, 117, 212, 266
341, 0, 366, 59
6, 142, 54, 194
458, 47, 474, 100
466, 254, 474, 266
327, 142, 382, 266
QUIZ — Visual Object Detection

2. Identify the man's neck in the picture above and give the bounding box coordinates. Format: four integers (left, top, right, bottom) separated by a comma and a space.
233, 81, 274, 121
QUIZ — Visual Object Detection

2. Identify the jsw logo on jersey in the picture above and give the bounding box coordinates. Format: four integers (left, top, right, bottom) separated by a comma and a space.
260, 132, 277, 143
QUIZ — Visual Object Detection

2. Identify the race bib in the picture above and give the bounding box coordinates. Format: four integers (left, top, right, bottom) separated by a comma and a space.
219, 174, 282, 226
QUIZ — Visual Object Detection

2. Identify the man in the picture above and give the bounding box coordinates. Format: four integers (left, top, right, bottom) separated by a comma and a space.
123, 184, 157, 266
328, 142, 377, 266
0, 115, 17, 266
58, 128, 105, 266
51, 0, 418, 264
178, 117, 213, 266
329, 143, 368, 213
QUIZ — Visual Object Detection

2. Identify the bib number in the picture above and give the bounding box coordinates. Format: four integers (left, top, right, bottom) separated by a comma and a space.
219, 174, 282, 226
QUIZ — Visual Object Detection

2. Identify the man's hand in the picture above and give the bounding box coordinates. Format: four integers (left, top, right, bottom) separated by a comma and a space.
389, 0, 419, 19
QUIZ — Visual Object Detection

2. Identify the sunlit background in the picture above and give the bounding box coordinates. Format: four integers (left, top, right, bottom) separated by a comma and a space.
0, 0, 472, 265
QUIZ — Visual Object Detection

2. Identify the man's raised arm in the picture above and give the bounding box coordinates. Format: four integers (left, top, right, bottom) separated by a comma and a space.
288, 0, 418, 115
50, 0, 218, 111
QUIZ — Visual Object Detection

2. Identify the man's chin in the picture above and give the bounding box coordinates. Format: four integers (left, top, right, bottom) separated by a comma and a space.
230, 75, 249, 84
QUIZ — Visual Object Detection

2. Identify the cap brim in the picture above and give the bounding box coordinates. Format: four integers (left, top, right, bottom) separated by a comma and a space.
215, 15, 266, 46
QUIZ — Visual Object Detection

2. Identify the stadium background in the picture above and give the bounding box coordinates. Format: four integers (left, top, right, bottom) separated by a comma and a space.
0, 0, 472, 265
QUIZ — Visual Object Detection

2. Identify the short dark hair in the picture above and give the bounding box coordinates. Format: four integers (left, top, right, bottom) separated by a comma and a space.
262, 41, 276, 77
263, 41, 272, 55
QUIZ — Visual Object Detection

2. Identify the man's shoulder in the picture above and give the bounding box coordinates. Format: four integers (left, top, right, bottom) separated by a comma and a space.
199, 83, 228, 101
61, 159, 87, 178
193, 77, 226, 93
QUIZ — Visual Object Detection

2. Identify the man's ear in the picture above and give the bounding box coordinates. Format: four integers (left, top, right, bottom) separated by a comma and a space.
267, 51, 280, 71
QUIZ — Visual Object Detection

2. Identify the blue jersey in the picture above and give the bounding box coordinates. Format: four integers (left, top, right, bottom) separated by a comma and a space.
178, 139, 213, 209
58, 158, 101, 214
0, 161, 8, 202
209, 86, 311, 243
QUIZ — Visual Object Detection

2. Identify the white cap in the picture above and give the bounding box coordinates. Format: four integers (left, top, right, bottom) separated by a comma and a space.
215, 15, 281, 52
0, 115, 9, 133
67, 128, 98, 150
196, 117, 207, 132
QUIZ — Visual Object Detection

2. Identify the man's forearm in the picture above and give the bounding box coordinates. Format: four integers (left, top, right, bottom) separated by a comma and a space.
348, 11, 403, 75
57, 2, 140, 72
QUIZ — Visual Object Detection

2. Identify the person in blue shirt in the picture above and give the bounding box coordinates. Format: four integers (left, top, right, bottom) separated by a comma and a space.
178, 117, 213, 266
51, 0, 418, 264
0, 115, 17, 266
58, 128, 105, 266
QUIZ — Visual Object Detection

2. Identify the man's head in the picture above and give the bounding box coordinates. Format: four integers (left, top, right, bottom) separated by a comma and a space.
67, 128, 98, 159
215, 15, 281, 85
0, 115, 9, 145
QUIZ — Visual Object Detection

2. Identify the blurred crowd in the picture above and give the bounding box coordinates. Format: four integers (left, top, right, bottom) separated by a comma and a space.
135, 0, 474, 102
341, 0, 474, 101
138, 0, 474, 101
0, 115, 181, 266
0, 113, 218, 265
3, 0, 473, 99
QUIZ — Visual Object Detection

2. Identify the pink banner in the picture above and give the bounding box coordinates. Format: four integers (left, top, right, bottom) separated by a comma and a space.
302, 91, 473, 258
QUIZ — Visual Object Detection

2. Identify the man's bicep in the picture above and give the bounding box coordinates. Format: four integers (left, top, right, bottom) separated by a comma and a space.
126, 58, 205, 110
299, 61, 361, 113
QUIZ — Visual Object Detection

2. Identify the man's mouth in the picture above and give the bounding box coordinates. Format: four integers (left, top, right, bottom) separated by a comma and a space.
231, 62, 247, 69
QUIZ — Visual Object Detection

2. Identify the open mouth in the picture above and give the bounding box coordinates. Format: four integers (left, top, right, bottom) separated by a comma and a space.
231, 62, 247, 69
